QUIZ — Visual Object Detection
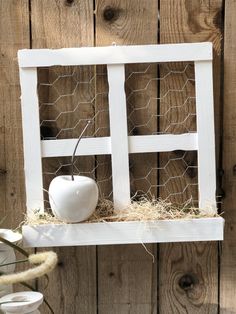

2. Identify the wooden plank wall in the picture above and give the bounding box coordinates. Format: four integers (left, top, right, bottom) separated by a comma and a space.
2, 0, 236, 313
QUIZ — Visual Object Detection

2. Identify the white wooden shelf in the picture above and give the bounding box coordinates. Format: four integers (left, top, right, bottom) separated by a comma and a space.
22, 217, 224, 247
18, 43, 224, 245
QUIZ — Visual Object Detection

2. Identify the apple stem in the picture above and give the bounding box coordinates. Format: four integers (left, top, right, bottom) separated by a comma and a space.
71, 120, 92, 181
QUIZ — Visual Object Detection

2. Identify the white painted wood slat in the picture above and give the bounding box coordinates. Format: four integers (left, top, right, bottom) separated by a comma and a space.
195, 61, 216, 209
107, 64, 130, 210
128, 133, 198, 153
19, 68, 44, 214
41, 137, 111, 158
18, 42, 212, 67
22, 217, 224, 247
41, 133, 198, 158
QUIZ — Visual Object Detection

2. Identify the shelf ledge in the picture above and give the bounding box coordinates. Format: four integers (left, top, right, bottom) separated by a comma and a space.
22, 217, 224, 247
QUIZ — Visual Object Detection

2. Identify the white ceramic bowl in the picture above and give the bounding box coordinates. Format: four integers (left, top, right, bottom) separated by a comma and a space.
0, 291, 43, 313
0, 229, 22, 274
0, 230, 22, 244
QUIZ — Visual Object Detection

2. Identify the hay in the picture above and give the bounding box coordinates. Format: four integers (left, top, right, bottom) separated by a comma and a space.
25, 211, 66, 225
87, 197, 218, 223
24, 198, 219, 226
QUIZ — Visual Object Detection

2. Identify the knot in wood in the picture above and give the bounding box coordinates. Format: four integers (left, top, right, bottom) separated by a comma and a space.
65, 0, 74, 6
178, 273, 198, 291
0, 168, 7, 175
57, 261, 64, 267
233, 165, 236, 175
103, 6, 119, 22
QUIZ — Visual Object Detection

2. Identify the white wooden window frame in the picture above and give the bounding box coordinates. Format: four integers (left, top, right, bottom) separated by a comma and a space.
18, 42, 224, 247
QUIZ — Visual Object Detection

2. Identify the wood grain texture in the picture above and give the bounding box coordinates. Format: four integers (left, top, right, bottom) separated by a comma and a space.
160, 242, 218, 313
95, 0, 158, 313
98, 244, 157, 314
31, 0, 94, 48
0, 0, 29, 228
220, 1, 236, 313
38, 247, 96, 314
0, 0, 33, 299
30, 1, 96, 313
95, 0, 158, 45
159, 1, 223, 313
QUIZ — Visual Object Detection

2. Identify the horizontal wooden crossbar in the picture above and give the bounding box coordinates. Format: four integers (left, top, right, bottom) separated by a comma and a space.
41, 133, 198, 158
18, 42, 212, 67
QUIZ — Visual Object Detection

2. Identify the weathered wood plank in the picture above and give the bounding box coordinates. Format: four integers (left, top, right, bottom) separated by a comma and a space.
0, 0, 29, 229
38, 247, 96, 314
160, 242, 218, 313
0, 0, 33, 297
95, 0, 158, 313
98, 244, 157, 314
159, 1, 223, 313
220, 1, 236, 313
30, 1, 96, 313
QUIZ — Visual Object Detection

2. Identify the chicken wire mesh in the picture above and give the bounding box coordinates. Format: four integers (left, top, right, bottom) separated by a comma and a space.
38, 62, 198, 211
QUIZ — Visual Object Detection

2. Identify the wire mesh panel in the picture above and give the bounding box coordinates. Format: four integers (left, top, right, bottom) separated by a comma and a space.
38, 65, 110, 140
127, 62, 197, 205
126, 62, 196, 135
38, 65, 112, 210
37, 61, 198, 212
130, 151, 198, 205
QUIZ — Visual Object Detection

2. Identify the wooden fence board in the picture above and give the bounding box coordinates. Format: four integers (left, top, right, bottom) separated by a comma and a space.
0, 0, 32, 297
30, 1, 97, 313
95, 0, 158, 313
0, 0, 29, 229
220, 1, 236, 313
159, 1, 223, 313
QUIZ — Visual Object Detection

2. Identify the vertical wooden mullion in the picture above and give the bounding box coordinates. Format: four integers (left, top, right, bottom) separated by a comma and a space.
107, 64, 130, 210
195, 60, 217, 210
19, 67, 44, 214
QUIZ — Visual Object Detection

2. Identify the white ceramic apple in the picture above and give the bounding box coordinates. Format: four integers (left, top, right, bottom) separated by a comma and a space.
48, 120, 99, 222
49, 175, 98, 223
